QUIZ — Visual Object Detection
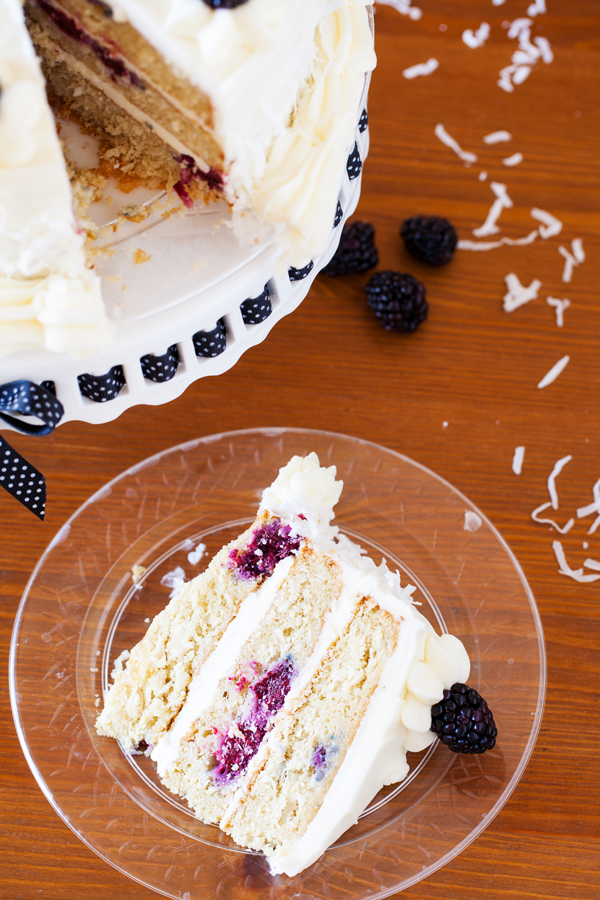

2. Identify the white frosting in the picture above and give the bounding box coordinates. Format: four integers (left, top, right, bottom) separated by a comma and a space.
0, 0, 112, 359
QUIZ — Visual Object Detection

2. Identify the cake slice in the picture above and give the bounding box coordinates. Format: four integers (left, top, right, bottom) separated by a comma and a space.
97, 453, 470, 875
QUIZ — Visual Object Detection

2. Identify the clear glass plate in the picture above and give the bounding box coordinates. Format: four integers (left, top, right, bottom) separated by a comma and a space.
10, 428, 545, 899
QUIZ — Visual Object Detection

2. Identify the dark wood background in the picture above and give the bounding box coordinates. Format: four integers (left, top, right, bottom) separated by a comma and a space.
2, 1, 600, 897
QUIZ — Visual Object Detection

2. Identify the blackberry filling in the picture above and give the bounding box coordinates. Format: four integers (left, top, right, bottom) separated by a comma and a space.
213, 657, 296, 784
229, 520, 301, 580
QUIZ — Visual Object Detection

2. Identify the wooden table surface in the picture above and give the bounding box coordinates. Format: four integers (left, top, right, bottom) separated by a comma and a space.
2, 1, 600, 897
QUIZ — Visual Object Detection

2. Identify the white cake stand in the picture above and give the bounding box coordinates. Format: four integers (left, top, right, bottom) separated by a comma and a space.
0, 105, 370, 431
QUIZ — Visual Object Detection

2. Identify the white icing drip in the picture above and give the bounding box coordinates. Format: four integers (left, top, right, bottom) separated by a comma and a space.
151, 553, 296, 777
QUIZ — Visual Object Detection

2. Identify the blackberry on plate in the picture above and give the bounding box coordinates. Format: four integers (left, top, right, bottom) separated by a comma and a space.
431, 683, 497, 754
365, 271, 427, 333
322, 221, 378, 277
400, 215, 458, 266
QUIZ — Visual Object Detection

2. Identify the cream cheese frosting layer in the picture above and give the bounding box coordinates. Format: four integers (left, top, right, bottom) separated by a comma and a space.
0, 0, 112, 359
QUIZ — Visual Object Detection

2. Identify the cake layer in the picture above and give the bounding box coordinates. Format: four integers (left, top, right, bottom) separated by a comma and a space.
96, 511, 303, 750
222, 598, 397, 858
158, 546, 343, 824
26, 0, 225, 186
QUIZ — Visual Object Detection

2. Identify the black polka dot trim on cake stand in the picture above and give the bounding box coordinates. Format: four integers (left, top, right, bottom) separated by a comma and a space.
334, 201, 344, 228
288, 261, 315, 282
78, 365, 126, 402
193, 318, 227, 357
358, 108, 369, 133
240, 286, 272, 325
140, 345, 180, 382
347, 142, 362, 180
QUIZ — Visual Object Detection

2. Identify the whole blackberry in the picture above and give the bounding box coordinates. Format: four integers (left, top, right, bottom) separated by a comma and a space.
365, 271, 427, 333
322, 221, 378, 277
431, 683, 497, 754
400, 215, 458, 266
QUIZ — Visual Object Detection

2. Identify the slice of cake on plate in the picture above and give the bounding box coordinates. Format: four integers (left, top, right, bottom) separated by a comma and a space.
97, 453, 471, 876
1, 0, 376, 357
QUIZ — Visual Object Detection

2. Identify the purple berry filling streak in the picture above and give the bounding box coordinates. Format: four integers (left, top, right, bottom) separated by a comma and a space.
228, 520, 302, 581
173, 155, 224, 208
213, 657, 296, 785
37, 0, 145, 88
34, 2, 225, 206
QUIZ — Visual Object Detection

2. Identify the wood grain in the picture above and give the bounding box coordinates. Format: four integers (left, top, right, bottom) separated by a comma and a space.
2, 1, 600, 897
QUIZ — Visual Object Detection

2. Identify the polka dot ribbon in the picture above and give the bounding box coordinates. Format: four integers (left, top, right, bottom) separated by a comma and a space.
0, 381, 65, 521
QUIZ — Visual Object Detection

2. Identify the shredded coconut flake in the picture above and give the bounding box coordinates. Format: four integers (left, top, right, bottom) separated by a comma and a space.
583, 558, 600, 572
403, 58, 439, 79
434, 124, 478, 165
478, 171, 488, 181
458, 232, 538, 251
527, 0, 547, 15
559, 240, 584, 283
483, 130, 513, 144
463, 23, 490, 49
538, 355, 570, 389
547, 455, 573, 510
552, 541, 600, 583
503, 272, 541, 312
376, 0, 422, 20
464, 511, 482, 532
503, 152, 523, 166
530, 207, 563, 239
473, 182, 512, 237
546, 296, 570, 327
532, 503, 574, 534
512, 446, 525, 475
